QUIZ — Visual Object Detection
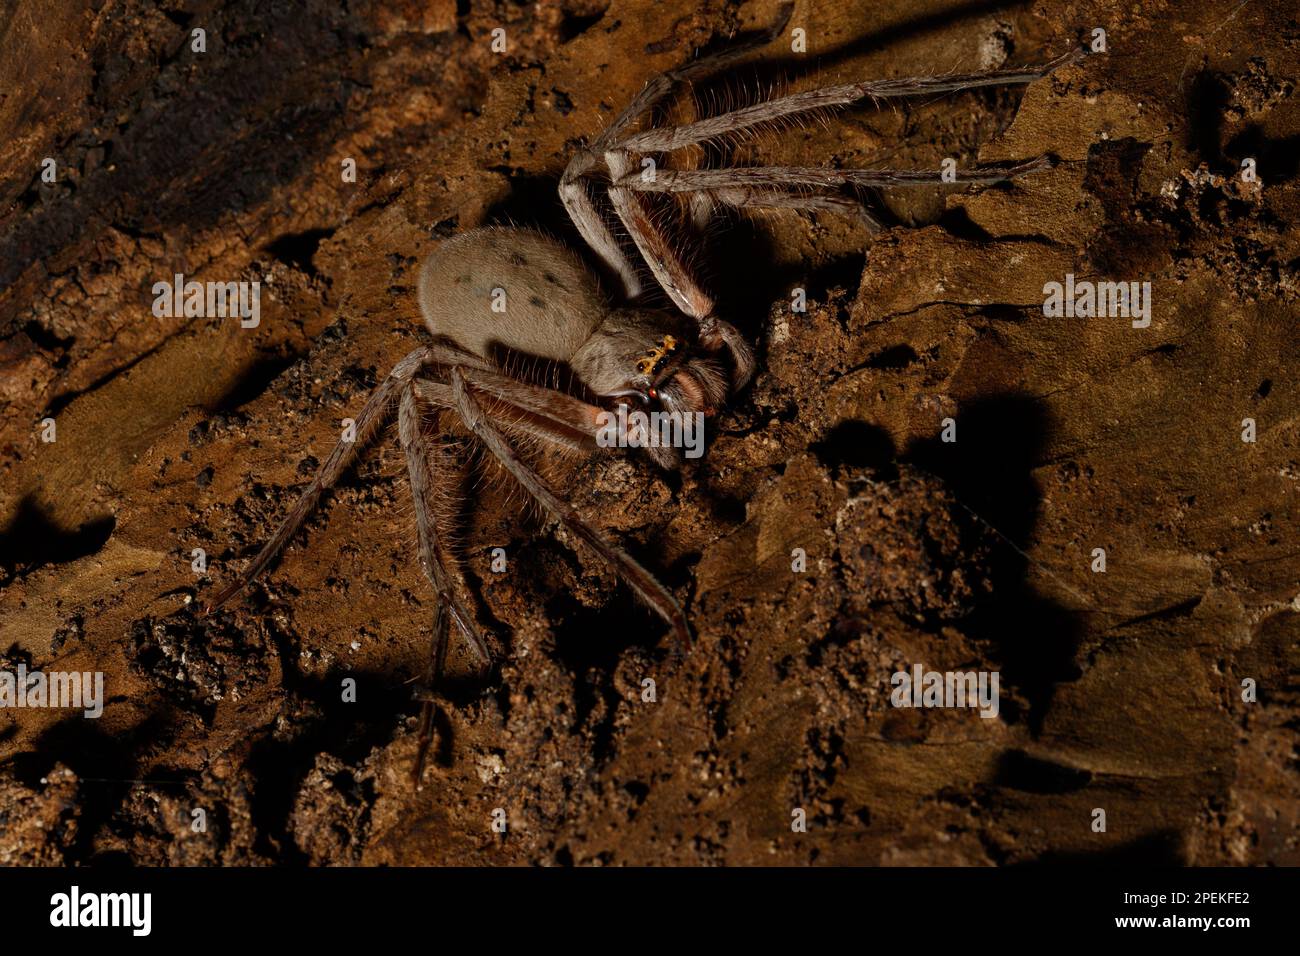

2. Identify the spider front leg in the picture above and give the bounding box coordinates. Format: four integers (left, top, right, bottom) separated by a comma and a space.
572, 44, 1088, 388
611, 156, 1055, 236
615, 48, 1087, 155
604, 182, 757, 390
614, 155, 1056, 194
557, 3, 796, 301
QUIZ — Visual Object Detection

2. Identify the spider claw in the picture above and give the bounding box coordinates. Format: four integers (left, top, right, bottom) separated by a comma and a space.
667, 622, 693, 663
447, 603, 491, 663
412, 704, 436, 791
675, 625, 693, 657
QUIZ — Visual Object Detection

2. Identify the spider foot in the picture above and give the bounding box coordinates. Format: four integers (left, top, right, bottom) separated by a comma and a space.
699, 316, 756, 391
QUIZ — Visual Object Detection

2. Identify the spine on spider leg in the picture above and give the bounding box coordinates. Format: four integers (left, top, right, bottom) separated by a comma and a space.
620, 45, 1087, 157
697, 69, 839, 157
423, 436, 470, 530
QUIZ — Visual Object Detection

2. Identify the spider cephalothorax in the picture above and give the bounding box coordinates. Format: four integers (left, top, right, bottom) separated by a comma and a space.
567, 308, 730, 415
207, 4, 1085, 784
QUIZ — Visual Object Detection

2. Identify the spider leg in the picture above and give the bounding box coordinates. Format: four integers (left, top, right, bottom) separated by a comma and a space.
417, 363, 679, 468
614, 49, 1085, 154
614, 155, 1055, 193
454, 367, 605, 448
411, 600, 451, 789
588, 46, 1078, 382
449, 367, 692, 653
701, 187, 885, 231
591, 3, 794, 154
558, 3, 795, 299
424, 323, 656, 435
439, 356, 682, 464
398, 383, 490, 662
414, 341, 607, 450
399, 381, 490, 789
558, 176, 644, 301
205, 345, 436, 613
602, 180, 756, 389
610, 156, 1053, 233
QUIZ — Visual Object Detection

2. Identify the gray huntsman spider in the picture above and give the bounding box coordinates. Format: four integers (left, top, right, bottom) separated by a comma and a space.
206, 6, 1085, 783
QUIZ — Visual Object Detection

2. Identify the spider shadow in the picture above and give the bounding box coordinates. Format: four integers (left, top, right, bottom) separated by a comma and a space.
1024, 828, 1188, 865
482, 171, 584, 251
704, 206, 872, 340
819, 392, 1084, 733
5, 706, 181, 864
1186, 69, 1233, 169
904, 393, 1085, 731
1186, 68, 1300, 185
242, 664, 431, 863
0, 493, 116, 577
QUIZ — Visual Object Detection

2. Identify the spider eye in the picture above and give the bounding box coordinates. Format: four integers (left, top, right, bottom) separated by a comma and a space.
648, 388, 658, 399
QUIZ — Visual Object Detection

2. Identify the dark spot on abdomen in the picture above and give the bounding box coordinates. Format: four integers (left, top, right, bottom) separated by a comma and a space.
509, 253, 527, 267
529, 295, 546, 308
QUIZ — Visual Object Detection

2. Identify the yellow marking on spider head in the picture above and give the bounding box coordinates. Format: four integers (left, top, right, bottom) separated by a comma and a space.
636, 335, 679, 376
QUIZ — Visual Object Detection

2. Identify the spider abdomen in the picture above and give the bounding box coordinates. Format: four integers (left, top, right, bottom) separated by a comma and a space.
418, 227, 608, 364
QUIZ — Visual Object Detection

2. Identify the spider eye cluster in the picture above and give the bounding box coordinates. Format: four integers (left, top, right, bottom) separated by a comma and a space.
635, 334, 679, 377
